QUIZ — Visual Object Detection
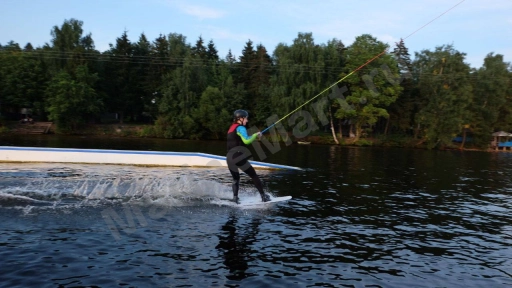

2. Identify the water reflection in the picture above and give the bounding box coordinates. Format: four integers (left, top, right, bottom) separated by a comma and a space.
216, 212, 263, 280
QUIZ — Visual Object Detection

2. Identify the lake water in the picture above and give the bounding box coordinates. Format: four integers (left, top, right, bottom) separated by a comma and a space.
1, 135, 512, 287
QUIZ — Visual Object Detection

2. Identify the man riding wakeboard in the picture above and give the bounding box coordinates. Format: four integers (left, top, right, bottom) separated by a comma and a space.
226, 109, 271, 204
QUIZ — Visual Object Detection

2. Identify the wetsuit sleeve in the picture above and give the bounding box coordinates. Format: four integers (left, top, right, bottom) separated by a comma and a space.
236, 126, 258, 145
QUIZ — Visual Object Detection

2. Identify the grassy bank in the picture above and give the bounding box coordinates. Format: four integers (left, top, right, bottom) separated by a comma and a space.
66, 124, 473, 151
0, 122, 491, 151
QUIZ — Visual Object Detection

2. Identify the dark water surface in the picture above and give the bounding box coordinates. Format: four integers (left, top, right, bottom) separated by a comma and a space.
1, 135, 512, 287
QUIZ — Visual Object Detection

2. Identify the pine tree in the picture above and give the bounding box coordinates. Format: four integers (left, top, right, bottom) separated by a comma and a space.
225, 49, 236, 65
386, 39, 415, 134
191, 36, 207, 62
103, 30, 143, 123
250, 44, 272, 123
133, 33, 154, 122
24, 43, 34, 51
204, 39, 220, 87
0, 41, 48, 118
206, 40, 219, 62
237, 39, 257, 94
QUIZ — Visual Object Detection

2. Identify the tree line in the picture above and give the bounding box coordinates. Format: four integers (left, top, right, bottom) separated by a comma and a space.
0, 19, 511, 148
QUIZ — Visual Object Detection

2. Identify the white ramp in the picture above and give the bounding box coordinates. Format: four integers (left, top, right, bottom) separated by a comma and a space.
0, 146, 302, 170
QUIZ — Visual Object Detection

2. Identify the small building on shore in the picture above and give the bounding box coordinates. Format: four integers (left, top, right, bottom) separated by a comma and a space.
491, 131, 512, 151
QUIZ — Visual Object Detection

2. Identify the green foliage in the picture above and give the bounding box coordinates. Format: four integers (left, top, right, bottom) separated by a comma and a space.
102, 31, 144, 123
232, 41, 273, 126
152, 116, 173, 138
0, 116, 8, 134
386, 39, 415, 133
374, 134, 418, 147
2, 18, 511, 151
157, 53, 206, 138
271, 33, 324, 107
338, 34, 403, 141
49, 19, 96, 73
138, 125, 157, 138
271, 32, 337, 129
467, 53, 510, 146
353, 139, 373, 146
498, 69, 512, 131
413, 45, 473, 148
45, 65, 103, 132
195, 86, 230, 139
0, 43, 48, 117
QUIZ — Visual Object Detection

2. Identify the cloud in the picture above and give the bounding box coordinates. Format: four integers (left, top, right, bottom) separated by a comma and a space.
205, 26, 256, 42
467, 0, 512, 11
201, 25, 281, 57
163, 0, 226, 20
464, 54, 484, 69
378, 34, 401, 46
179, 4, 226, 19
204, 25, 278, 47
299, 16, 403, 46
496, 48, 512, 64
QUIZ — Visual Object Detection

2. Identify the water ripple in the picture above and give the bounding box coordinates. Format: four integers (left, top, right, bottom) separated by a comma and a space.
1, 147, 512, 287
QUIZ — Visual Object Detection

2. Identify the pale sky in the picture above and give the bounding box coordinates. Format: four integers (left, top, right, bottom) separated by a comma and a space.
1, 0, 511, 68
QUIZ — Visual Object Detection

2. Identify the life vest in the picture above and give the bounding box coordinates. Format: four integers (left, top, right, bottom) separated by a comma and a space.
227, 123, 243, 151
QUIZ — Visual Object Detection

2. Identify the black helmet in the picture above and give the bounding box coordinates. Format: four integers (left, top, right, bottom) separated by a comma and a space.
233, 109, 248, 121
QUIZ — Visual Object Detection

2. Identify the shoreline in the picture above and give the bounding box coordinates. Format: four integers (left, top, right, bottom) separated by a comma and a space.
1, 122, 510, 153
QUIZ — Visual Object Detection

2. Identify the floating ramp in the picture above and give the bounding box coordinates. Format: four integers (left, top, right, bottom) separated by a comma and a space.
0, 146, 301, 170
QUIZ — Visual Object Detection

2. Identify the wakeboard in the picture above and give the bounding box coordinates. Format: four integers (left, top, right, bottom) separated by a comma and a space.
238, 196, 292, 206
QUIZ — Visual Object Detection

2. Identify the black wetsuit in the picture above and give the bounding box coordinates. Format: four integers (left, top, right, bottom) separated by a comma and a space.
226, 123, 266, 201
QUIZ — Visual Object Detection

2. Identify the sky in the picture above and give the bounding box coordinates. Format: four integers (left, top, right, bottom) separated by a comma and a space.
0, 0, 511, 69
